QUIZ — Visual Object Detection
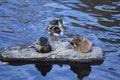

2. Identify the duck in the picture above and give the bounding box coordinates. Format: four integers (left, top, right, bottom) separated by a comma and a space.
46, 19, 66, 36
69, 34, 92, 53
35, 37, 52, 53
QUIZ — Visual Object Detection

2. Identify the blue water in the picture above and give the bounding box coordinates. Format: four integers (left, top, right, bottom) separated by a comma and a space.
0, 0, 120, 80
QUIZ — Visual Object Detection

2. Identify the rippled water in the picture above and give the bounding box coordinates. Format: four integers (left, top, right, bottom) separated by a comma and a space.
0, 0, 120, 80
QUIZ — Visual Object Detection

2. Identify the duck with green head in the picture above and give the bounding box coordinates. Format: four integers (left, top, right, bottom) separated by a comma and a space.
35, 37, 52, 53
46, 19, 66, 36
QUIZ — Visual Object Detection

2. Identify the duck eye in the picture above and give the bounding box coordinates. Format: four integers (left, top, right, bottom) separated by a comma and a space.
70, 42, 74, 45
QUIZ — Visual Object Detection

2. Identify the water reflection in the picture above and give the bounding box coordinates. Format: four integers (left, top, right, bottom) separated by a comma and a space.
35, 64, 91, 80
70, 65, 91, 80
7, 61, 103, 80
35, 64, 52, 76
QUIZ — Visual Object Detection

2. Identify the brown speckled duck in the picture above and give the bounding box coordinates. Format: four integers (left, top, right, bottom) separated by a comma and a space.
46, 19, 66, 36
69, 35, 92, 53
35, 37, 52, 53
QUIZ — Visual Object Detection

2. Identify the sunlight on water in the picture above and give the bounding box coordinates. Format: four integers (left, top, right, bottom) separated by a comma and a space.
0, 0, 120, 80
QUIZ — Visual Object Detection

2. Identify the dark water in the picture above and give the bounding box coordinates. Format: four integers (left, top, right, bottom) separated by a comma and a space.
0, 0, 120, 80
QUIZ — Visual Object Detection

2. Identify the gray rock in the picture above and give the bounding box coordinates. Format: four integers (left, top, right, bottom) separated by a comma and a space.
0, 39, 104, 62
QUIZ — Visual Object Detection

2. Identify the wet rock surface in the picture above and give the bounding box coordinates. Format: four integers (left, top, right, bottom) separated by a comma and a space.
0, 38, 104, 62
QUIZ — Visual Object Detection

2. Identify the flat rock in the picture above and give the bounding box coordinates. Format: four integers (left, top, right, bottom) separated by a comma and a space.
0, 39, 104, 62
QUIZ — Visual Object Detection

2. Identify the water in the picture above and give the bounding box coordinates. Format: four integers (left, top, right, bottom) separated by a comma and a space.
0, 0, 120, 80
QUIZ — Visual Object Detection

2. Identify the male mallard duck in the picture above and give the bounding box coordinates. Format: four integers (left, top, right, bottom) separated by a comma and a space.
69, 35, 92, 53
46, 19, 66, 36
35, 37, 52, 53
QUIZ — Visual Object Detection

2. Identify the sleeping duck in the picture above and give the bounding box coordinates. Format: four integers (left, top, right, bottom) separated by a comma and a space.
69, 35, 92, 53
35, 37, 52, 53
46, 19, 66, 36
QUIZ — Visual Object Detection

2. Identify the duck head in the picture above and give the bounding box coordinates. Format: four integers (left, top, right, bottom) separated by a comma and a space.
39, 37, 48, 46
37, 37, 52, 53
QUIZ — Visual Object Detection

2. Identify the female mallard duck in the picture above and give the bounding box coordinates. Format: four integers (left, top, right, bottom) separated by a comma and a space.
46, 19, 66, 36
35, 37, 52, 53
69, 35, 92, 53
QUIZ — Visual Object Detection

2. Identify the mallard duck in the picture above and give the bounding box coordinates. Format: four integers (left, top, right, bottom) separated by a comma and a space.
35, 37, 52, 53
69, 35, 92, 53
46, 19, 66, 36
